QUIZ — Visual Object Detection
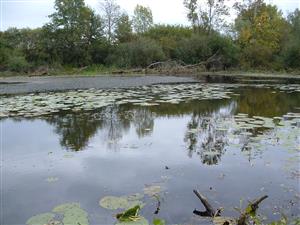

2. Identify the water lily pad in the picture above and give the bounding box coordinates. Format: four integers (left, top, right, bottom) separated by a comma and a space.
52, 203, 89, 225
99, 194, 144, 210
26, 213, 55, 225
100, 196, 130, 210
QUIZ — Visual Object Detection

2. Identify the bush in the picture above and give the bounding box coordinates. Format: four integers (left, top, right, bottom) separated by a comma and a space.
282, 39, 300, 69
8, 55, 30, 72
175, 35, 212, 64
107, 38, 166, 68
208, 35, 240, 68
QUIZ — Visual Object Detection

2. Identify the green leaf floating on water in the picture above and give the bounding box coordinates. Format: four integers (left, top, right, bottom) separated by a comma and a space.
52, 203, 89, 225
26, 213, 55, 225
99, 194, 144, 210
153, 218, 165, 225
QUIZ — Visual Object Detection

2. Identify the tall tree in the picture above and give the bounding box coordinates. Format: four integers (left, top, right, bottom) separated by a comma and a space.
132, 5, 153, 34
100, 0, 121, 43
234, 0, 286, 67
281, 9, 300, 69
115, 13, 133, 43
46, 0, 104, 65
183, 0, 229, 34
183, 0, 199, 32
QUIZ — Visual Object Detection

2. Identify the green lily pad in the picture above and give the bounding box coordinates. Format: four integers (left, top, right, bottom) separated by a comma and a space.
99, 194, 144, 210
153, 218, 166, 225
52, 203, 89, 225
26, 213, 55, 225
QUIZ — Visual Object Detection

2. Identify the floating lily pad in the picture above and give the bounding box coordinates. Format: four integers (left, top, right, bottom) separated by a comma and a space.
26, 213, 55, 225
99, 194, 144, 210
52, 203, 89, 225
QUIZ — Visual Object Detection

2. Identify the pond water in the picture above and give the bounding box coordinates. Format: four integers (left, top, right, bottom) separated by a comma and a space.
1, 83, 300, 225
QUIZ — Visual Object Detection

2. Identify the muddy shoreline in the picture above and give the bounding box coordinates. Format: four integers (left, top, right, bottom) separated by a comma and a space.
0, 75, 198, 95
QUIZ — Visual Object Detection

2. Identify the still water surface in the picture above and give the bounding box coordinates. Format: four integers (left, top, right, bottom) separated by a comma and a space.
1, 84, 300, 225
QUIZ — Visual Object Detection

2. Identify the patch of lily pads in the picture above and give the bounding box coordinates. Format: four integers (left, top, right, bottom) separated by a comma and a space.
0, 84, 238, 119
26, 203, 88, 225
98, 184, 163, 225
1, 83, 300, 119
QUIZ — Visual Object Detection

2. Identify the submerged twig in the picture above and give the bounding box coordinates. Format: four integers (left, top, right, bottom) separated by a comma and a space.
153, 194, 161, 215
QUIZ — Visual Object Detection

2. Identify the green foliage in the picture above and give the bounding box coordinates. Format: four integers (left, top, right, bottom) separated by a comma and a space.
7, 55, 30, 72
153, 218, 165, 225
100, 0, 121, 43
144, 25, 193, 58
208, 34, 240, 68
235, 1, 287, 69
184, 0, 229, 33
1, 0, 299, 73
280, 9, 300, 69
108, 38, 166, 68
46, 0, 104, 66
116, 14, 134, 43
175, 34, 212, 64
133, 5, 153, 33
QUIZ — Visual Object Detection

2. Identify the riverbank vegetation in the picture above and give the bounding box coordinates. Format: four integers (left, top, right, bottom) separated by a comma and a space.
0, 0, 299, 76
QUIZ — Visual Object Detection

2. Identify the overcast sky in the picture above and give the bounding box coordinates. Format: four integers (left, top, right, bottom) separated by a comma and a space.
1, 0, 299, 31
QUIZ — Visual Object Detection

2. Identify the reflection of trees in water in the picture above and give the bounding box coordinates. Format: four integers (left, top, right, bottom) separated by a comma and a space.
44, 105, 154, 151
237, 88, 300, 117
184, 101, 237, 165
99, 105, 131, 150
132, 107, 154, 138
46, 112, 102, 151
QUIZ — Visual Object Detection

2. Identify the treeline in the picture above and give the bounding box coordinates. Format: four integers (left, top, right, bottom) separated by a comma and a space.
0, 0, 299, 74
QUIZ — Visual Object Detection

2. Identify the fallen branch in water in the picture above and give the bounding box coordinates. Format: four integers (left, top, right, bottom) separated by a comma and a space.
193, 190, 221, 217
193, 190, 268, 225
237, 195, 268, 225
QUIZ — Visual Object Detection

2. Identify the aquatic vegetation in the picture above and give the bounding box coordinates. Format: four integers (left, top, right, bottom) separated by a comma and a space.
52, 203, 89, 225
26, 203, 89, 225
99, 194, 144, 210
0, 83, 239, 118
46, 177, 59, 183
152, 218, 165, 225
26, 213, 56, 225
143, 185, 161, 196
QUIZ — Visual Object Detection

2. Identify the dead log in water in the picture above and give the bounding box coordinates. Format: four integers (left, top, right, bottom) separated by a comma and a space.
193, 190, 268, 225
193, 190, 221, 217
